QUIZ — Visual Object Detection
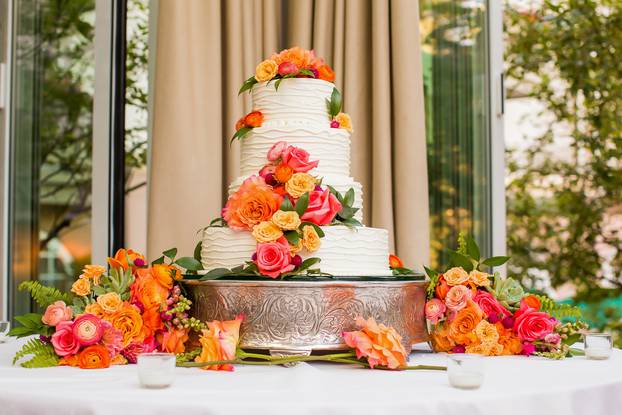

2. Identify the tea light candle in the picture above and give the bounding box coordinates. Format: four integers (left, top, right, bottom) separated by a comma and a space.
584, 333, 613, 360
447, 354, 484, 390
137, 353, 176, 389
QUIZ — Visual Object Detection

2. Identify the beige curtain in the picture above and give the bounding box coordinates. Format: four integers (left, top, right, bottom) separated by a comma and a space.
149, 0, 430, 269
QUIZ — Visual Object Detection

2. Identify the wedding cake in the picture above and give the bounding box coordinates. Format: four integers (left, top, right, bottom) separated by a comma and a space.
201, 48, 393, 277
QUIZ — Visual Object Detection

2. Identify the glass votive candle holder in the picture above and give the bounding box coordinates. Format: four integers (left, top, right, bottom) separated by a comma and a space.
0, 321, 10, 343
447, 354, 485, 390
137, 353, 176, 388
584, 333, 613, 360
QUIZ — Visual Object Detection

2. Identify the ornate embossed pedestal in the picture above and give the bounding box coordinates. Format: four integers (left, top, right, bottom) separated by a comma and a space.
183, 278, 428, 355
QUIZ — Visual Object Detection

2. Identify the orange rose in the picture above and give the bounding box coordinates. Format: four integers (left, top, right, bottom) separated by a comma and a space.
448, 302, 483, 346
274, 164, 294, 183
158, 328, 189, 354
131, 267, 170, 310
343, 317, 408, 369
444, 267, 470, 286
317, 63, 335, 82
108, 303, 144, 346
151, 264, 180, 288
522, 294, 541, 310
195, 317, 243, 371
71, 278, 91, 297
222, 176, 282, 230
430, 323, 455, 352
78, 345, 111, 369
107, 248, 145, 271
244, 111, 263, 128
141, 306, 164, 338
389, 254, 403, 268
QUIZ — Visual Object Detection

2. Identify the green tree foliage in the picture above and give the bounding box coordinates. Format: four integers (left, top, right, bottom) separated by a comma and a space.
505, 0, 622, 301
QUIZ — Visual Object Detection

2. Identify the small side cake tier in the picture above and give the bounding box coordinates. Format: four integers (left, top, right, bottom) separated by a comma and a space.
240, 124, 351, 177
201, 226, 392, 276
228, 175, 364, 222
252, 78, 335, 125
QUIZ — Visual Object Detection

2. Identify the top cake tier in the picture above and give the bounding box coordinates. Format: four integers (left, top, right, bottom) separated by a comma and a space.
252, 78, 335, 125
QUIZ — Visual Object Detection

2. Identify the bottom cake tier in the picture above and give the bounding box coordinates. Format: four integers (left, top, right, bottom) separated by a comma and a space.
201, 226, 392, 276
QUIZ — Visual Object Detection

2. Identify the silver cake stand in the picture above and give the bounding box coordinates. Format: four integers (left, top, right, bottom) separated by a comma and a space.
183, 276, 429, 358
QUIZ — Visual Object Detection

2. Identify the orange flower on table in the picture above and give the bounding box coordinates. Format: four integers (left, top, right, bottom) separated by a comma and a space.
152, 263, 181, 288
222, 176, 282, 230
158, 328, 190, 354
443, 267, 470, 286
465, 341, 503, 356
71, 278, 91, 297
195, 316, 243, 371
96, 292, 123, 314
131, 267, 170, 310
430, 323, 455, 352
274, 164, 294, 183
496, 325, 523, 356
302, 225, 321, 252
80, 265, 106, 286
111, 354, 128, 365
252, 221, 283, 243
108, 248, 145, 271
108, 303, 145, 346
84, 302, 106, 318
243, 111, 263, 128
389, 254, 403, 269
343, 317, 408, 369
271, 210, 301, 231
78, 345, 111, 369
448, 301, 483, 346
285, 173, 316, 198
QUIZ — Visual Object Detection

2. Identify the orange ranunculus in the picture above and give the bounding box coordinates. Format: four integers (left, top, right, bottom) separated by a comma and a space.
389, 254, 403, 269
107, 248, 145, 271
244, 111, 263, 128
435, 276, 450, 300
80, 265, 106, 285
151, 264, 180, 288
274, 164, 294, 183
271, 47, 313, 68
158, 328, 190, 354
78, 345, 111, 369
448, 301, 483, 346
141, 306, 164, 338
131, 267, 170, 310
316, 63, 335, 82
195, 316, 243, 371
108, 303, 144, 346
222, 176, 282, 230
343, 317, 408, 369
522, 294, 541, 310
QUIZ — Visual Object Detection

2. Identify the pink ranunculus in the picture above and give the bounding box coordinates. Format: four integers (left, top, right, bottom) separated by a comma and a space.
51, 321, 81, 356
278, 61, 299, 76
255, 236, 295, 278
425, 298, 446, 324
267, 141, 288, 161
72, 314, 104, 346
41, 300, 73, 327
100, 320, 123, 356
514, 309, 555, 342
282, 146, 319, 173
472, 290, 510, 319
300, 189, 342, 225
444, 285, 472, 312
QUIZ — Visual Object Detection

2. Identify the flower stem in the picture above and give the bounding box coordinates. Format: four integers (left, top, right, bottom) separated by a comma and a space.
400, 364, 447, 371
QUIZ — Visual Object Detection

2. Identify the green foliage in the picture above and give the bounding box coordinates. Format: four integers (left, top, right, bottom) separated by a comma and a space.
13, 338, 60, 368
534, 295, 582, 320
8, 313, 52, 338
424, 266, 440, 299
326, 87, 343, 118
18, 281, 72, 309
295, 193, 309, 216
176, 348, 202, 364
328, 186, 362, 228
239, 76, 258, 94
175, 257, 203, 272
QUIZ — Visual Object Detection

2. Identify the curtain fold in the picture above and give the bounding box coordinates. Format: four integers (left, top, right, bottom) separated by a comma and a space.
149, 0, 429, 269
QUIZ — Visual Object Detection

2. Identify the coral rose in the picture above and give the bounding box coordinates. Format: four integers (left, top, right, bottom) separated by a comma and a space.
78, 345, 111, 369
514, 308, 555, 342
282, 146, 319, 173
131, 267, 169, 310
472, 290, 510, 318
42, 301, 73, 326
255, 236, 295, 278
97, 292, 123, 314
271, 210, 301, 230
343, 317, 408, 369
302, 225, 321, 252
108, 248, 145, 271
73, 314, 104, 346
195, 316, 243, 371
425, 298, 447, 324
389, 254, 404, 269
274, 164, 294, 183
51, 321, 80, 356
334, 112, 353, 132
443, 267, 470, 286
445, 285, 472, 311
285, 173, 316, 198
469, 270, 491, 287
254, 59, 278, 82
244, 111, 263, 128
300, 189, 342, 226
267, 141, 288, 161
108, 303, 144, 346
222, 176, 282, 230
252, 221, 283, 243
435, 277, 450, 300
158, 328, 189, 354
448, 302, 483, 346
71, 278, 91, 296
80, 265, 106, 285
317, 63, 335, 82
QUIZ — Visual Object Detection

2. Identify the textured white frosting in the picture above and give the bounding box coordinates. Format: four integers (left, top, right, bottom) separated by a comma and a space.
240, 125, 351, 177
202, 226, 392, 276
252, 79, 335, 125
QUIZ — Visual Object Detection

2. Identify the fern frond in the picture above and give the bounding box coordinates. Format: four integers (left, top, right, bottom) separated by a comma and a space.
19, 280, 72, 309
13, 338, 60, 368
535, 295, 582, 320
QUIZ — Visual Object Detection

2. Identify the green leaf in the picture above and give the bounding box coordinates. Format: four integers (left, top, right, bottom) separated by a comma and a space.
327, 185, 344, 203
466, 236, 480, 261
18, 281, 72, 309
193, 241, 203, 261
337, 206, 358, 220
295, 192, 309, 216
162, 248, 177, 260
338, 217, 362, 228
298, 257, 321, 271
343, 188, 355, 207
230, 127, 253, 145
327, 87, 342, 118
298, 68, 315, 77
300, 222, 325, 237
12, 338, 59, 368
392, 267, 416, 275
448, 251, 474, 272
284, 230, 301, 245
280, 197, 294, 211
175, 257, 203, 271
15, 313, 43, 330
207, 217, 227, 228
238, 76, 258, 95
481, 256, 510, 267
200, 268, 233, 280
423, 266, 439, 279
151, 256, 165, 265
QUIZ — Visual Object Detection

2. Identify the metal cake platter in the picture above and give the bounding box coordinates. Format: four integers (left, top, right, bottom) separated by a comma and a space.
183, 276, 429, 356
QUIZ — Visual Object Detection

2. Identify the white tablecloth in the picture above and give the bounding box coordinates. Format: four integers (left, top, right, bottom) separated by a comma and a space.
0, 338, 620, 415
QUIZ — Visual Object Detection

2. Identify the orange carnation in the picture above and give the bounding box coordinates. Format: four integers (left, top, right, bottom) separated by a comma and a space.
78, 345, 111, 369
222, 176, 282, 230
158, 328, 190, 354
244, 111, 263, 128
448, 302, 483, 346
108, 303, 144, 346
274, 164, 294, 183
343, 317, 408, 369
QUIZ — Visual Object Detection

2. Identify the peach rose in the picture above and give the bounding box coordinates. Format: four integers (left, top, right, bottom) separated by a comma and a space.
131, 267, 169, 310
469, 270, 491, 287
443, 267, 470, 286
255, 236, 295, 278
71, 278, 91, 297
282, 146, 319, 173
158, 328, 189, 354
222, 176, 282, 230
254, 59, 278, 82
252, 221, 283, 243
42, 301, 73, 326
97, 292, 123, 314
195, 316, 243, 371
285, 173, 316, 198
80, 265, 106, 285
343, 317, 408, 369
448, 302, 483, 346
444, 285, 472, 311
302, 225, 321, 252
274, 164, 294, 183
78, 345, 111, 369
244, 111, 263, 128
474, 320, 499, 344
334, 112, 353, 133
290, 238, 303, 255
271, 210, 301, 231
108, 303, 144, 346
300, 189, 342, 226
107, 248, 145, 271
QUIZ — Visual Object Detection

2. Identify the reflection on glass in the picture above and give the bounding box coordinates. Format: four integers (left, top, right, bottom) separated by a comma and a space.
420, 0, 491, 268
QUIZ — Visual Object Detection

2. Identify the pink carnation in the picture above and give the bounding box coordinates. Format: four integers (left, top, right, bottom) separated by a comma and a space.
255, 236, 295, 278
51, 321, 81, 356
425, 298, 446, 324
41, 301, 73, 327
267, 141, 288, 161
282, 146, 319, 173
72, 314, 104, 346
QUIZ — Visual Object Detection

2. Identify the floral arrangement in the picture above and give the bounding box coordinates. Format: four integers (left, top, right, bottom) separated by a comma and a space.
203, 141, 362, 279
9, 249, 204, 368
425, 234, 587, 359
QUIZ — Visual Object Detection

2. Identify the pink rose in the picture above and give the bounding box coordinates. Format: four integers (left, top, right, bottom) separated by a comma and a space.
300, 189, 342, 225
444, 285, 472, 311
283, 146, 319, 173
51, 321, 81, 356
278, 61, 299, 76
472, 290, 510, 319
267, 141, 288, 161
425, 298, 446, 324
514, 309, 555, 342
255, 236, 295, 278
72, 314, 104, 346
41, 301, 73, 326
